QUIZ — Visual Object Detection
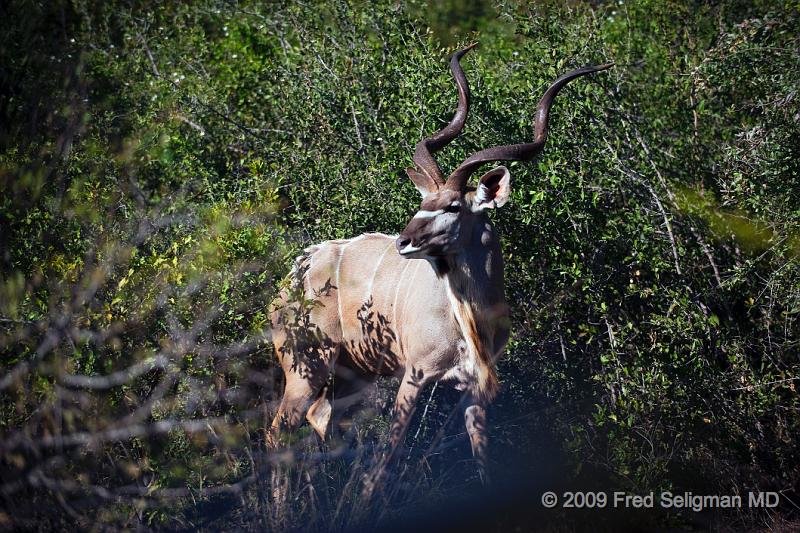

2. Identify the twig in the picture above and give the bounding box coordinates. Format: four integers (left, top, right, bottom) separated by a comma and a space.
604, 138, 682, 276
314, 52, 339, 80
691, 225, 723, 287
0, 318, 35, 324
59, 355, 169, 389
0, 325, 64, 391
38, 417, 229, 450
138, 33, 160, 77
27, 469, 255, 501
410, 382, 438, 449
174, 114, 206, 136
350, 104, 364, 151
731, 377, 799, 391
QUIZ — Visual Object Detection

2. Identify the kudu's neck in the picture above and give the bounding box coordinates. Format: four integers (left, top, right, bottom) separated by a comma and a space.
434, 213, 505, 402
437, 214, 505, 305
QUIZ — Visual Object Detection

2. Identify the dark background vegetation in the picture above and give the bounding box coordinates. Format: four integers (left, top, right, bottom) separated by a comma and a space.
1, 0, 798, 530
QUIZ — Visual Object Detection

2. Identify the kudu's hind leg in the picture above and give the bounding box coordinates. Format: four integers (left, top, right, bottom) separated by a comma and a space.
266, 367, 330, 519
267, 372, 322, 449
267, 322, 337, 447
265, 332, 336, 513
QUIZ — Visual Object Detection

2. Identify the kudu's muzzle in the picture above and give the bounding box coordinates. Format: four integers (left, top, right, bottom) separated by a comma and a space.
396, 217, 432, 255
395, 235, 412, 253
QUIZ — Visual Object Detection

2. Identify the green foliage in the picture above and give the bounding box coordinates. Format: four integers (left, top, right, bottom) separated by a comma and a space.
1, 0, 799, 529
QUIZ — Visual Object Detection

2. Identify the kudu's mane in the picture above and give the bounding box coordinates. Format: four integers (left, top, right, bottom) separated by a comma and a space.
445, 275, 499, 401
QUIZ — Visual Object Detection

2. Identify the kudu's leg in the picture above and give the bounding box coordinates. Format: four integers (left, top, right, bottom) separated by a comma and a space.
387, 369, 426, 457
266, 369, 329, 521
464, 397, 490, 485
267, 372, 328, 448
267, 325, 336, 447
362, 368, 427, 499
266, 340, 331, 503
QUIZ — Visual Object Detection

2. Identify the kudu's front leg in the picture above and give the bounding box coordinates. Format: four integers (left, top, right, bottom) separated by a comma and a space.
387, 368, 426, 458
362, 367, 427, 498
464, 396, 490, 485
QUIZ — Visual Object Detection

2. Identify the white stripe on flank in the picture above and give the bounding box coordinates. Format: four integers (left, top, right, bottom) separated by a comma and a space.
399, 260, 422, 352
368, 242, 393, 297
335, 242, 348, 334
392, 260, 412, 334
413, 209, 443, 219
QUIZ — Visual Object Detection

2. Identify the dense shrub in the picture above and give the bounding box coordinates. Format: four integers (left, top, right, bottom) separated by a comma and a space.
1, 0, 798, 529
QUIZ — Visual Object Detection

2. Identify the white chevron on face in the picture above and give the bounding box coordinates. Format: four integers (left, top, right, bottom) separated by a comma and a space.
413, 209, 444, 219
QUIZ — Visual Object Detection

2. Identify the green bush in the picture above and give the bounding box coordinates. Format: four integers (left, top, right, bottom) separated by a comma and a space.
1, 0, 798, 529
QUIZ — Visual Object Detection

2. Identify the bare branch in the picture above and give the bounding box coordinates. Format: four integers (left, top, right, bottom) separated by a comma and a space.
33, 417, 232, 451
59, 355, 170, 389
603, 138, 682, 276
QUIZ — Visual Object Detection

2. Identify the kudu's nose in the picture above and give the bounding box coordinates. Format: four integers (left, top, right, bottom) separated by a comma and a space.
396, 235, 411, 253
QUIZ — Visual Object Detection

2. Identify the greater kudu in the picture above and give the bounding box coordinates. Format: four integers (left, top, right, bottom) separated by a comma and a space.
268, 44, 611, 482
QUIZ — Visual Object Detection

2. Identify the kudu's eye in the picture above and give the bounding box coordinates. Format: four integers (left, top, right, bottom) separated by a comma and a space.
445, 203, 461, 213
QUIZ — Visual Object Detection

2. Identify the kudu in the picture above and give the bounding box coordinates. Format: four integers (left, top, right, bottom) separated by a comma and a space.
268, 44, 611, 481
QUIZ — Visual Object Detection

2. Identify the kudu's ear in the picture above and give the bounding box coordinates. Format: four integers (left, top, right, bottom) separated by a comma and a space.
470, 166, 511, 211
405, 167, 438, 198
